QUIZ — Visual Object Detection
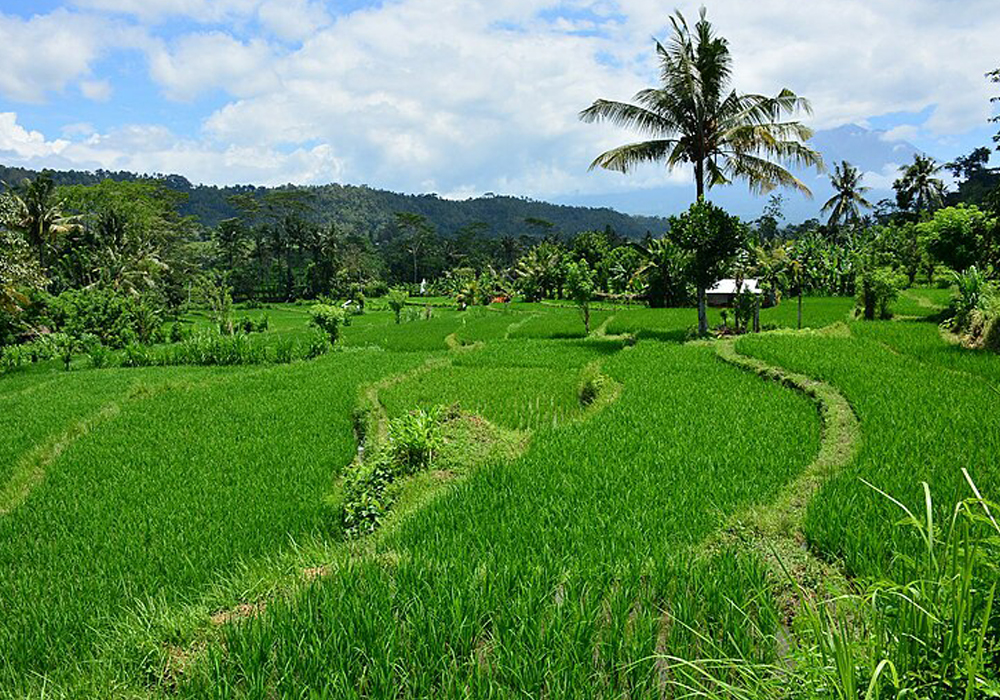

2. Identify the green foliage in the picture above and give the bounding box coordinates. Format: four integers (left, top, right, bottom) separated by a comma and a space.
580, 8, 820, 199
921, 204, 998, 273
308, 303, 345, 345
196, 275, 234, 335
854, 267, 900, 320
342, 406, 445, 536
387, 406, 444, 475
387, 287, 409, 324
563, 259, 595, 334
950, 265, 996, 331
49, 287, 163, 347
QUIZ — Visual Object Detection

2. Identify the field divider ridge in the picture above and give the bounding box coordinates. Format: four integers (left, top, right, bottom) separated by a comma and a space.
709, 337, 861, 620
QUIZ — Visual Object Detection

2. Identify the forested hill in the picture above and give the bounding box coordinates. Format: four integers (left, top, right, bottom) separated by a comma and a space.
0, 164, 667, 239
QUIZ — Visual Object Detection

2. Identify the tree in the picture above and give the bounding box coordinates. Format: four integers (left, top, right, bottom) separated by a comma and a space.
0, 195, 45, 315
580, 8, 821, 202
822, 161, 872, 227
633, 237, 691, 307
990, 67, 999, 151
919, 204, 997, 274
387, 287, 408, 324
894, 155, 947, 215
395, 212, 436, 284
754, 194, 785, 242
563, 260, 595, 334
309, 304, 345, 345
669, 199, 746, 333
5, 173, 80, 269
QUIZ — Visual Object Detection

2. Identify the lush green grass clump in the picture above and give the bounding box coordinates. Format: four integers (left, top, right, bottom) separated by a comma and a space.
180, 342, 820, 697
736, 325, 1000, 578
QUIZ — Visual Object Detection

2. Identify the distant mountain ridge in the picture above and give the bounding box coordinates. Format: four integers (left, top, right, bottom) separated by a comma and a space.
0, 164, 668, 240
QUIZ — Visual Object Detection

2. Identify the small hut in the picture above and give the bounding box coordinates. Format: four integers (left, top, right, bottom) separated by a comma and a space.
706, 278, 761, 307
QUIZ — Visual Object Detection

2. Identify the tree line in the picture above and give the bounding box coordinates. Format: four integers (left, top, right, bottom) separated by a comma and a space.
1, 8, 998, 357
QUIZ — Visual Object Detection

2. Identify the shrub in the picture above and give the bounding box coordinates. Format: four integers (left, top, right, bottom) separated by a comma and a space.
855, 268, 899, 320
950, 266, 995, 331
303, 330, 331, 360
564, 260, 595, 334
82, 334, 113, 369
341, 452, 396, 537
309, 304, 345, 345
387, 288, 409, 324
50, 287, 163, 348
255, 313, 270, 332
387, 406, 443, 474
169, 321, 186, 344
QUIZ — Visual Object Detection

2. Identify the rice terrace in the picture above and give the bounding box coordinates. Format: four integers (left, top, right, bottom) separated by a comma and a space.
1, 2, 1000, 698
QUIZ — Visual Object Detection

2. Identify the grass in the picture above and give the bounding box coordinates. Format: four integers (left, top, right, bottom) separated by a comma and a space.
736, 325, 1000, 579
177, 341, 820, 698
0, 350, 424, 693
4, 293, 997, 697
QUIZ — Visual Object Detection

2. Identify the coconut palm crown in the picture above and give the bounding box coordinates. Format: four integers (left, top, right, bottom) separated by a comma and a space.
822, 160, 873, 226
893, 154, 947, 214
580, 8, 823, 200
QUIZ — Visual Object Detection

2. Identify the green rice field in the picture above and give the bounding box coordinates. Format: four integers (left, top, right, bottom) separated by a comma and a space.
2, 291, 997, 698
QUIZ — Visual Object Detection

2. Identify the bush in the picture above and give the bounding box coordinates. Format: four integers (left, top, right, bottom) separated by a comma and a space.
341, 452, 396, 537
169, 321, 186, 344
855, 268, 900, 320
341, 406, 446, 536
50, 287, 163, 348
303, 330, 331, 360
309, 304, 345, 345
949, 266, 995, 332
387, 406, 443, 474
387, 288, 409, 324
83, 334, 113, 369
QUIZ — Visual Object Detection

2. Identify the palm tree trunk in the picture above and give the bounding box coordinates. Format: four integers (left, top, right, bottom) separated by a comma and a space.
697, 286, 708, 335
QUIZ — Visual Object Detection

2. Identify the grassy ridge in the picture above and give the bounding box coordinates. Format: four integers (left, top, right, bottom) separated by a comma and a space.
0, 350, 423, 691
736, 326, 1000, 578
181, 342, 820, 697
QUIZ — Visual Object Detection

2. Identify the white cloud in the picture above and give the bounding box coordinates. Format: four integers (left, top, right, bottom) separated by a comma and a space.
257, 0, 330, 42
80, 79, 113, 101
0, 10, 114, 102
70, 0, 259, 23
0, 113, 70, 159
147, 32, 279, 100
2, 0, 999, 206
880, 125, 920, 143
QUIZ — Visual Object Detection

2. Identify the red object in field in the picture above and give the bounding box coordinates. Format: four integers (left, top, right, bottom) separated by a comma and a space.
493, 295, 511, 304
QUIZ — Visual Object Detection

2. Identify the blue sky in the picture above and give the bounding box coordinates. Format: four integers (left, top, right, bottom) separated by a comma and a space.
0, 0, 997, 217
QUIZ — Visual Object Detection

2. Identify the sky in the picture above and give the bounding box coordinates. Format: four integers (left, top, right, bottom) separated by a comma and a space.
0, 0, 997, 219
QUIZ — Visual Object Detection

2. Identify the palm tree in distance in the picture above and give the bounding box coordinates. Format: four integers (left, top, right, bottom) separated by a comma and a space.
821, 161, 872, 226
893, 154, 947, 215
580, 8, 823, 202
6, 173, 80, 269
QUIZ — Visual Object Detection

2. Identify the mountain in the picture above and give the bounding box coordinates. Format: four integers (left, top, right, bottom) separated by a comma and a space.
0, 164, 668, 239
555, 124, 925, 223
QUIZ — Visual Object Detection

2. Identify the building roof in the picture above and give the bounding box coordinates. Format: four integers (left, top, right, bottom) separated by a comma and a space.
707, 278, 761, 295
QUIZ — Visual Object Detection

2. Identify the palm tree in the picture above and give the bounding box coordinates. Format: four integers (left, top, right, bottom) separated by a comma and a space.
893, 154, 946, 215
6, 173, 80, 269
822, 161, 872, 226
580, 8, 822, 202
